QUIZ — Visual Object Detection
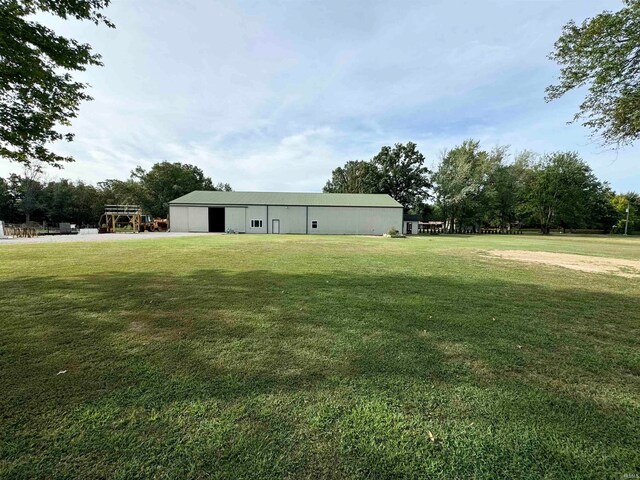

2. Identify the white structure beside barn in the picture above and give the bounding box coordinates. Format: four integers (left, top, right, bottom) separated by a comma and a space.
169, 191, 403, 235
402, 214, 420, 235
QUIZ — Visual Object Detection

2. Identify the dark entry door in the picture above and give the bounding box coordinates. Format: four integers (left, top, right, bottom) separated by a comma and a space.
407, 222, 412, 234
208, 207, 225, 232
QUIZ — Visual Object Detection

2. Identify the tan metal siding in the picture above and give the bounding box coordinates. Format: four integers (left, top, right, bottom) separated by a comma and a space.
187, 207, 208, 232
246, 206, 267, 233
308, 207, 402, 235
171, 203, 402, 235
169, 206, 189, 232
225, 207, 246, 233
268, 206, 306, 234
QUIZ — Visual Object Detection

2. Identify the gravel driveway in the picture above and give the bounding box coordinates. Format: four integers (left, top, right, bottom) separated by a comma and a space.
0, 232, 212, 245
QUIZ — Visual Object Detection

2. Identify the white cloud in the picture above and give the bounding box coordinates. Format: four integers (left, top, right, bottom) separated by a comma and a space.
2, 0, 638, 193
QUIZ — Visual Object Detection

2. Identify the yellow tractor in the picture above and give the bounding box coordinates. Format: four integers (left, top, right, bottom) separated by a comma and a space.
98, 205, 168, 233
140, 215, 168, 232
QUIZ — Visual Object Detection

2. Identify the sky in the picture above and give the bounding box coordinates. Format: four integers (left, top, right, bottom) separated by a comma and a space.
3, 0, 638, 193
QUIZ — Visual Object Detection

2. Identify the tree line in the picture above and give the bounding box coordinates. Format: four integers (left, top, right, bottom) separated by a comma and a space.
323, 140, 639, 234
0, 162, 230, 227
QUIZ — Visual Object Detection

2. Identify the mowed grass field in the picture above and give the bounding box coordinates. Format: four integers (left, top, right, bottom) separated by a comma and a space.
1, 234, 639, 479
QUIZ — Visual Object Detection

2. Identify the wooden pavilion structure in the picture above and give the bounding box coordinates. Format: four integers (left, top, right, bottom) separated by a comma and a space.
99, 205, 142, 233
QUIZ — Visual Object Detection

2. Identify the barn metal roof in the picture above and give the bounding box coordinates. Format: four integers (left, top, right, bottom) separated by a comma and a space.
169, 191, 402, 208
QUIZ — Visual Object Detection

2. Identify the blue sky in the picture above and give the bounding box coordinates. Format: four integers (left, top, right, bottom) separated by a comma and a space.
4, 0, 638, 192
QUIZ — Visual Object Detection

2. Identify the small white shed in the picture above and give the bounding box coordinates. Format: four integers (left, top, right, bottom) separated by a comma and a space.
402, 214, 420, 235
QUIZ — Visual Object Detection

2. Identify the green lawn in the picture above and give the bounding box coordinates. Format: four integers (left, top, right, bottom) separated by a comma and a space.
1, 234, 639, 479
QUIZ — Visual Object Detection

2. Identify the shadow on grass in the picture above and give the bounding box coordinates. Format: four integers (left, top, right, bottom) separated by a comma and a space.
1, 268, 639, 478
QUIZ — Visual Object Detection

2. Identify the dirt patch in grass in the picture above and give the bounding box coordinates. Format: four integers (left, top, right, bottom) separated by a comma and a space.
486, 250, 640, 278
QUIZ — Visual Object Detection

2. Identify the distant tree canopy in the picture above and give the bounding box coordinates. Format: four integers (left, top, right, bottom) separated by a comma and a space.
0, 161, 230, 225
430, 141, 619, 234
523, 152, 613, 234
433, 140, 508, 231
323, 160, 380, 194
611, 192, 640, 231
1, 144, 636, 234
0, 0, 113, 167
547, 0, 640, 146
373, 143, 432, 211
323, 142, 431, 211
323, 139, 633, 234
130, 162, 223, 218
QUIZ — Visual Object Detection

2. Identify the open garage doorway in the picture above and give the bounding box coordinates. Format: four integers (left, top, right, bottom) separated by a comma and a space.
208, 207, 225, 232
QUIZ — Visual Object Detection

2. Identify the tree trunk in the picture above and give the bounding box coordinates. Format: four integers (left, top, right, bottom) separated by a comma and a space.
540, 207, 554, 234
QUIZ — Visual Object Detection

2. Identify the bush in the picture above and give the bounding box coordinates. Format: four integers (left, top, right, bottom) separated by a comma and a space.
387, 227, 399, 236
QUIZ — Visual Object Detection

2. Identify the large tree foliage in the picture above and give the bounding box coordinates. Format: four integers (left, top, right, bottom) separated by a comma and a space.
323, 160, 380, 194
97, 178, 144, 209
582, 180, 619, 232
0, 161, 230, 224
0, 176, 13, 221
523, 152, 608, 234
433, 140, 505, 232
40, 179, 103, 225
611, 192, 640, 231
323, 143, 431, 211
0, 0, 113, 166
372, 142, 431, 211
95, 163, 221, 219
11, 163, 43, 223
322, 140, 637, 233
429, 141, 622, 234
131, 162, 220, 218
546, 0, 640, 145
488, 152, 533, 230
